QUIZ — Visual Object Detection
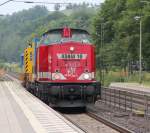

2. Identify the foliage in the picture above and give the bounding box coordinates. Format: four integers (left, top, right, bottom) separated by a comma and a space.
93, 0, 150, 72
1, 1, 150, 85
0, 5, 97, 62
0, 6, 48, 62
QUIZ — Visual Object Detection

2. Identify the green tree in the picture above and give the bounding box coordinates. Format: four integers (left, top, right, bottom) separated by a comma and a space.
93, 0, 150, 72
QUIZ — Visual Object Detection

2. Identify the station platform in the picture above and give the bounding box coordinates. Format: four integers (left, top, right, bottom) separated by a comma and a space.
0, 75, 84, 133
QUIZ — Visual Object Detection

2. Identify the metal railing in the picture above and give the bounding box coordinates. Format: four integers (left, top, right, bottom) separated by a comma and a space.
99, 87, 150, 132
101, 87, 150, 114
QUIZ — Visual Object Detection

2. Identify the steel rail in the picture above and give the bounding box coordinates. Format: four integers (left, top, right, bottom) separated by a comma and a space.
86, 110, 133, 133
61, 114, 88, 133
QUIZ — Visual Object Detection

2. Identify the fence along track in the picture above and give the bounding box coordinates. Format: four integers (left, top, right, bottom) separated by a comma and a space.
101, 87, 150, 118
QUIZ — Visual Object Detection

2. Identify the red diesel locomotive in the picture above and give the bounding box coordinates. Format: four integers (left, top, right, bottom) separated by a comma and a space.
23, 27, 100, 107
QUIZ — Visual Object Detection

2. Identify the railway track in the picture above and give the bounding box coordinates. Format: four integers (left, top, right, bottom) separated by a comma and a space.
61, 85, 150, 133
7, 72, 150, 132
61, 108, 133, 133
86, 110, 133, 133
1, 73, 119, 133
5, 73, 120, 132
0, 74, 86, 133
63, 113, 119, 133
94, 86, 150, 133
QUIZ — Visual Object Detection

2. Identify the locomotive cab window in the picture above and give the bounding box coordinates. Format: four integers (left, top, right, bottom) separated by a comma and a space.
62, 30, 92, 44
39, 28, 92, 45
40, 31, 62, 45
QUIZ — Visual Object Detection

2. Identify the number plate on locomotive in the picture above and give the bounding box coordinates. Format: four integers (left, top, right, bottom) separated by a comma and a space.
57, 54, 87, 59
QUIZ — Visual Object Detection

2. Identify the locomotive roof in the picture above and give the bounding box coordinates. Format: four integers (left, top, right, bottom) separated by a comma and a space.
42, 28, 89, 36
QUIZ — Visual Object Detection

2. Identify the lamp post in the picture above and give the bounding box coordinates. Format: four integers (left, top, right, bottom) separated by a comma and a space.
134, 16, 142, 84
100, 23, 104, 85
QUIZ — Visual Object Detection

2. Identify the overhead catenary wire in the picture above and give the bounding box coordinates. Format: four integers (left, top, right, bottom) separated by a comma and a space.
0, 0, 72, 7
0, 0, 101, 8
0, 0, 13, 7
0, 0, 101, 7
12, 0, 72, 5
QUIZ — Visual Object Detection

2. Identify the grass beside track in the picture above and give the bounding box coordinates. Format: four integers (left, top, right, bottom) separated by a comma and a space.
96, 70, 150, 87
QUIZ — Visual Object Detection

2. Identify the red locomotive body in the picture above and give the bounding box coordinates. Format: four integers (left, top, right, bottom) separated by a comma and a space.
27, 28, 100, 107
37, 42, 96, 82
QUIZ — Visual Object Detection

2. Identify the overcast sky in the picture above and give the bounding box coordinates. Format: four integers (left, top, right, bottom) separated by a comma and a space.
0, 0, 105, 15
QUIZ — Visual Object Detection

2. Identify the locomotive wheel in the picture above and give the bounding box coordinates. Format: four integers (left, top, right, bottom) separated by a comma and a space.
87, 96, 93, 103
42, 93, 49, 104
87, 96, 96, 103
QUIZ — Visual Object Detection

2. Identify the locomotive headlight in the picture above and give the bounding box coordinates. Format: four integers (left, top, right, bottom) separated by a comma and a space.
70, 46, 74, 51
54, 74, 60, 80
78, 73, 92, 80
52, 73, 66, 80
83, 73, 90, 80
